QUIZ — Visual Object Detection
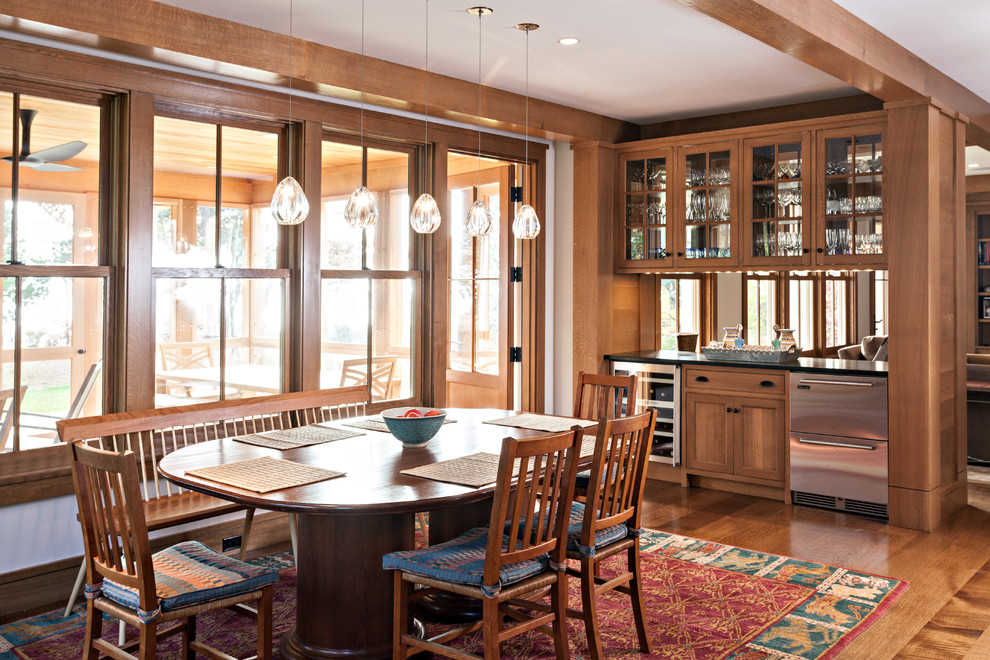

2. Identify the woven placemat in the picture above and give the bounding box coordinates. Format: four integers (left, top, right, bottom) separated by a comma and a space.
233, 425, 363, 450
400, 452, 504, 488
343, 417, 456, 433
403, 436, 597, 489
483, 413, 596, 433
187, 456, 345, 493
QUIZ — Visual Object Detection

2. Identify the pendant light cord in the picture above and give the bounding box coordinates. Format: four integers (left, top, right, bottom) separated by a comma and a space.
524, 27, 529, 198
287, 0, 293, 168
424, 0, 429, 186
361, 0, 366, 156
477, 9, 482, 190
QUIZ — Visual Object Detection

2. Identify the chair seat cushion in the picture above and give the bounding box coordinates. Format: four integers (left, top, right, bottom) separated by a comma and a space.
382, 526, 548, 596
102, 541, 279, 617
574, 469, 591, 490
565, 502, 629, 558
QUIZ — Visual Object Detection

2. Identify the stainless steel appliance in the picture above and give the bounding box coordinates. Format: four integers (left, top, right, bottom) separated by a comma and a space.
789, 373, 889, 519
611, 362, 680, 465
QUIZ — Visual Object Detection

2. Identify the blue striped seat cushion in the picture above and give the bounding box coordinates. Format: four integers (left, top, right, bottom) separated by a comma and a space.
574, 469, 591, 489
382, 526, 549, 597
566, 502, 629, 558
102, 541, 279, 616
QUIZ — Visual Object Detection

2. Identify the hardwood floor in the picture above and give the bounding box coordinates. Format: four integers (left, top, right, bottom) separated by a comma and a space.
641, 473, 990, 659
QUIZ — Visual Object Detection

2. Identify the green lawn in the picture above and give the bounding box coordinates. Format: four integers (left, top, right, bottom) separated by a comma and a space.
22, 385, 69, 414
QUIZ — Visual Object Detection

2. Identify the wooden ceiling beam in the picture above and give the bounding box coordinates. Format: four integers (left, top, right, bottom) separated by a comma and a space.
0, 0, 638, 144
675, 0, 990, 148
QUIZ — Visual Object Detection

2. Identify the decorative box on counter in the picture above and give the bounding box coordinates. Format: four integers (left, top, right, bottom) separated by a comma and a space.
700, 344, 801, 363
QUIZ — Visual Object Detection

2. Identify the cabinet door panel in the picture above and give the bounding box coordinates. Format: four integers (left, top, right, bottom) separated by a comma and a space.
683, 393, 732, 473
734, 397, 785, 482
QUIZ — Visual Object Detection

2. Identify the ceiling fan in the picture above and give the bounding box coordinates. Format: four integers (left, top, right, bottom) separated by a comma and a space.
2, 109, 86, 172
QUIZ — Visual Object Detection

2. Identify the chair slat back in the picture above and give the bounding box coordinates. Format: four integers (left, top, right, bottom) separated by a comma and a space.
58, 386, 369, 502
339, 356, 397, 400
573, 371, 638, 420
580, 410, 656, 542
485, 429, 582, 588
69, 441, 157, 610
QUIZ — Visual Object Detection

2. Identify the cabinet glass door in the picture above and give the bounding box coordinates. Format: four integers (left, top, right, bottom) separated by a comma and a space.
744, 134, 810, 265
620, 151, 672, 268
820, 129, 884, 264
681, 143, 736, 266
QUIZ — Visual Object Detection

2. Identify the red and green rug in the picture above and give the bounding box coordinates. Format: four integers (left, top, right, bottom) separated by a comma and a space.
0, 530, 906, 659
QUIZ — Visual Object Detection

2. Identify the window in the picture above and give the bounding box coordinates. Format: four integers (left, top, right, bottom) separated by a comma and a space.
658, 276, 702, 350
784, 271, 816, 354
152, 114, 285, 406
320, 142, 416, 403
824, 270, 853, 351
873, 270, 888, 336
743, 273, 777, 346
0, 91, 107, 453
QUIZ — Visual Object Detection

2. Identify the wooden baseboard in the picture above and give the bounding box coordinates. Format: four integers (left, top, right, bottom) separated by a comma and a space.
0, 511, 292, 623
687, 474, 786, 501
646, 461, 685, 484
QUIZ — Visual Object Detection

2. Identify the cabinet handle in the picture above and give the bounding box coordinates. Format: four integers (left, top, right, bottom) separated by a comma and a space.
797, 437, 877, 450
802, 248, 809, 254
817, 247, 824, 253
726, 407, 732, 413
677, 251, 683, 257
695, 376, 709, 383
759, 380, 775, 388
733, 408, 740, 413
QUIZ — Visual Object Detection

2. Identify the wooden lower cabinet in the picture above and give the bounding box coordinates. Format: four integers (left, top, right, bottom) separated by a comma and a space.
682, 367, 787, 485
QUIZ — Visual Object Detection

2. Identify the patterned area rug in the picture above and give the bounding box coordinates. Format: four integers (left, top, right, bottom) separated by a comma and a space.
0, 531, 906, 659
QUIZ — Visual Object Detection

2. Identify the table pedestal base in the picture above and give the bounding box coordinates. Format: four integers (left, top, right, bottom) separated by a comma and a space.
279, 512, 415, 660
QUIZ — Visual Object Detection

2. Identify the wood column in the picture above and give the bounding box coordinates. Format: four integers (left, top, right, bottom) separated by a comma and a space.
571, 142, 640, 384
885, 99, 968, 531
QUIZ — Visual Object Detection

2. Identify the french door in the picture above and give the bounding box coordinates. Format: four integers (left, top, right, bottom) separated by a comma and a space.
446, 163, 512, 409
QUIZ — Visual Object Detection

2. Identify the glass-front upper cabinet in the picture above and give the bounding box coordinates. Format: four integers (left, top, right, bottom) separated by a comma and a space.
679, 141, 738, 267
743, 133, 811, 266
817, 125, 885, 265
618, 149, 674, 270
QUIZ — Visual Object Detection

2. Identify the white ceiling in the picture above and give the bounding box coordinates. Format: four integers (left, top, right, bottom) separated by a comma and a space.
158, 0, 990, 171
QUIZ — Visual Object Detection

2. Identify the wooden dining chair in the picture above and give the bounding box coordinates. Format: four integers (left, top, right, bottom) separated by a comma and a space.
0, 385, 28, 452
565, 409, 657, 659
339, 355, 397, 401
385, 429, 583, 659
573, 371, 638, 420
69, 440, 279, 660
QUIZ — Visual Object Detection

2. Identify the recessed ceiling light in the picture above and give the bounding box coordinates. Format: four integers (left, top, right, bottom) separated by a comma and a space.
557, 37, 579, 46
969, 162, 981, 168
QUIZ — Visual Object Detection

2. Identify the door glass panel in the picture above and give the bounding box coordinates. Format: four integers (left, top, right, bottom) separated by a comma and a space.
449, 279, 472, 373
476, 280, 498, 375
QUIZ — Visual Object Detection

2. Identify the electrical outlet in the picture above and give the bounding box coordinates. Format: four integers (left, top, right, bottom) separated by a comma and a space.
222, 535, 242, 552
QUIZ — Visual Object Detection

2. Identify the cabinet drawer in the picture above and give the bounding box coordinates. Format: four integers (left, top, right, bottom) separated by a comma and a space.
683, 367, 785, 395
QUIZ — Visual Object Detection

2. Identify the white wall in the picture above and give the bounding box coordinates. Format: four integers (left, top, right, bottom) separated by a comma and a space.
550, 141, 574, 416
715, 272, 745, 338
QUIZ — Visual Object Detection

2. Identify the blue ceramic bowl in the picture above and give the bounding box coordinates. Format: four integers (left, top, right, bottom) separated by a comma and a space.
381, 407, 447, 447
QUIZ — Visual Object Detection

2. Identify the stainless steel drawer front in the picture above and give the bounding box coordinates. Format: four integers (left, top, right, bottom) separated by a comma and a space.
789, 432, 888, 505
789, 375, 888, 440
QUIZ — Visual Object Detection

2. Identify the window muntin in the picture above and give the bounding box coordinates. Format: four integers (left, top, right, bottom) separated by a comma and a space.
785, 271, 816, 354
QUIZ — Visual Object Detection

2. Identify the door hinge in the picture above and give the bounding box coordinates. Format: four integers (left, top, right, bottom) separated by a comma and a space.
509, 347, 523, 363
509, 266, 523, 282
510, 186, 523, 202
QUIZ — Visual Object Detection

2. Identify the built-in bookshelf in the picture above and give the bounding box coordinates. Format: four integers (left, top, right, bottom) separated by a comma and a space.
978, 214, 990, 349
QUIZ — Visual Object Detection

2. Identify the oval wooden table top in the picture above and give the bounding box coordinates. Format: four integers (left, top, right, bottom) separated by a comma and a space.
158, 407, 557, 516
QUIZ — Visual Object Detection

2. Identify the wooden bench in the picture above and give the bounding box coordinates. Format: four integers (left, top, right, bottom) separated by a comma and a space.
58, 386, 369, 616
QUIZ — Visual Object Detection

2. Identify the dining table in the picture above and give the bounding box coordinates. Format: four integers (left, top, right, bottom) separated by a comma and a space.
157, 407, 593, 660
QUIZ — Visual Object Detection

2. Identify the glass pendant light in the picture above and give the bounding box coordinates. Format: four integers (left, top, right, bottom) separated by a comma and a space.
345, 0, 379, 229
512, 22, 541, 240
466, 7, 493, 238
271, 0, 310, 225
410, 0, 441, 234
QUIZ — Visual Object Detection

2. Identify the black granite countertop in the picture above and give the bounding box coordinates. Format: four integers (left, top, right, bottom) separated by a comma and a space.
605, 350, 888, 377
